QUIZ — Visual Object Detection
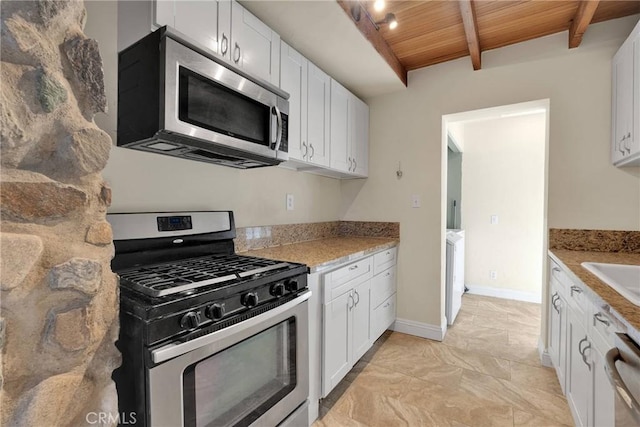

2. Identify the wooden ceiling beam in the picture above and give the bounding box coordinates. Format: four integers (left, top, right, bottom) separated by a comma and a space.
458, 0, 482, 70
568, 0, 600, 48
336, 0, 408, 86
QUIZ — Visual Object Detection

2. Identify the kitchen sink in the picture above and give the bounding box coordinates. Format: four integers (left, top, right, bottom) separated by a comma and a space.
581, 262, 640, 306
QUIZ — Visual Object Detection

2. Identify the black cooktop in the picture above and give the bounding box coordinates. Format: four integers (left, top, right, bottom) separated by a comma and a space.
118, 254, 291, 297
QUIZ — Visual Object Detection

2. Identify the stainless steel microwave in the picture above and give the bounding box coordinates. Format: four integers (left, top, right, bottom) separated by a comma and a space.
118, 26, 289, 169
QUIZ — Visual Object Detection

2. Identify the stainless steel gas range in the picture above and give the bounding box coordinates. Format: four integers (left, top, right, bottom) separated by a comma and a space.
108, 211, 309, 427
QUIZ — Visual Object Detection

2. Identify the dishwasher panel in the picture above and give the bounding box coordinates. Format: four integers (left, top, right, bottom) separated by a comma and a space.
606, 333, 640, 426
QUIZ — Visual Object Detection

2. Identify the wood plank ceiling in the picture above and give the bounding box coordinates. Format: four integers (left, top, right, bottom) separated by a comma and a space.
339, 0, 640, 84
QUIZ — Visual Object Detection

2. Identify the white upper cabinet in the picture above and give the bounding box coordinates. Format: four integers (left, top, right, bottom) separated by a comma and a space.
612, 20, 640, 166
330, 79, 351, 173
280, 41, 307, 162
279, 42, 330, 167
306, 63, 331, 167
174, 0, 220, 53
230, 1, 280, 86
330, 79, 369, 177
350, 95, 369, 177
120, 1, 279, 85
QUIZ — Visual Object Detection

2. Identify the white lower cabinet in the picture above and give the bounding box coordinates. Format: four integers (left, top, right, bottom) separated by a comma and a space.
320, 247, 397, 400
548, 275, 567, 393
547, 257, 619, 427
566, 307, 590, 427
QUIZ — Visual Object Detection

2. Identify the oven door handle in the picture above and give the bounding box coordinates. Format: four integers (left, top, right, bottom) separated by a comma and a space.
605, 347, 640, 419
151, 290, 311, 364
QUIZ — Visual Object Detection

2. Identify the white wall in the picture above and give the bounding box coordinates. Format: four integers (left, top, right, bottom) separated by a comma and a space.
84, 1, 342, 228
342, 16, 640, 329
461, 114, 546, 298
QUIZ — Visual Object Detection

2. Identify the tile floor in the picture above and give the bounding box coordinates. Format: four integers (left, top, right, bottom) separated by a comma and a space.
313, 294, 572, 427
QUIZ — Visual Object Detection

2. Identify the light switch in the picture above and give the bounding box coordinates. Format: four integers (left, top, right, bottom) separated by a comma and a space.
411, 195, 421, 208
286, 194, 294, 211
491, 215, 499, 225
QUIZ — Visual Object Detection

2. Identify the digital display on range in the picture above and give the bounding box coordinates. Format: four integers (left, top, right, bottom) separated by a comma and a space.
157, 215, 193, 232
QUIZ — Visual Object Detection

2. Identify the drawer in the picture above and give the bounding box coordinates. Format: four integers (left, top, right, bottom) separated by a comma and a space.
373, 247, 397, 275
588, 307, 620, 353
549, 260, 571, 297
326, 257, 372, 291
371, 293, 396, 341
371, 266, 396, 308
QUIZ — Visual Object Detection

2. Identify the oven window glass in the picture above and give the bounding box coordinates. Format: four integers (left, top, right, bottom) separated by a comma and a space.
183, 318, 296, 427
178, 67, 270, 146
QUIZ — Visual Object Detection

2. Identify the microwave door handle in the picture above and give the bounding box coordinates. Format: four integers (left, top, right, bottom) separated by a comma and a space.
272, 106, 283, 152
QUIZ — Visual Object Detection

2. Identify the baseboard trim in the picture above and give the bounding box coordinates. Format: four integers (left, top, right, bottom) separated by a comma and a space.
466, 285, 541, 304
392, 318, 445, 341
538, 337, 553, 368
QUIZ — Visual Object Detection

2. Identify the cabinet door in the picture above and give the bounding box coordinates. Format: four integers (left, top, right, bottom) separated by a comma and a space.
351, 96, 369, 177
174, 0, 219, 53
280, 41, 307, 162
590, 344, 615, 427
566, 308, 590, 427
217, 0, 232, 62
548, 285, 567, 393
330, 79, 351, 172
230, 1, 280, 85
612, 43, 633, 164
322, 289, 352, 397
352, 280, 371, 362
307, 63, 331, 167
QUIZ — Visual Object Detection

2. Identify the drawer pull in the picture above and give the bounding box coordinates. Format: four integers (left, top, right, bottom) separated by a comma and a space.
385, 272, 391, 277
349, 265, 359, 271
570, 285, 583, 296
579, 337, 592, 371
594, 312, 610, 327
386, 251, 391, 255
383, 302, 390, 308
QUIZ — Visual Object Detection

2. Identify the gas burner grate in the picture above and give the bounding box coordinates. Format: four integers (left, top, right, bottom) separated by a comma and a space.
118, 254, 291, 297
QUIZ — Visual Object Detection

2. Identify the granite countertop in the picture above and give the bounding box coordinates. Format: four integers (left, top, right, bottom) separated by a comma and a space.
549, 249, 640, 336
241, 236, 399, 273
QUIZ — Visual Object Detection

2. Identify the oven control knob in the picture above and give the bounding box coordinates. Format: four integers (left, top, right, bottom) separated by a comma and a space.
270, 283, 285, 298
242, 292, 259, 308
285, 280, 299, 292
180, 311, 201, 330
205, 303, 225, 320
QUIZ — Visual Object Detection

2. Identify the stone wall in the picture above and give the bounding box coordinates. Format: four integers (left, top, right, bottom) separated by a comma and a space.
1, 1, 120, 425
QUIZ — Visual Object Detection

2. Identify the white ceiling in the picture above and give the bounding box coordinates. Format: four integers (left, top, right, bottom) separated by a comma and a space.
239, 0, 406, 100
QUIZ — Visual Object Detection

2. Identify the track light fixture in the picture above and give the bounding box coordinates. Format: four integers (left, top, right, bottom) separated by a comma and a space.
376, 13, 398, 30
350, 2, 398, 31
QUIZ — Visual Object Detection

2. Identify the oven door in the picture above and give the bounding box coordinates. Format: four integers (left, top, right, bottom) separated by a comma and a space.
163, 37, 288, 161
148, 291, 309, 427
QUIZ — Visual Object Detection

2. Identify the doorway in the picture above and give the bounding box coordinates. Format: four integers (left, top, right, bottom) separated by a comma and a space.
441, 99, 550, 328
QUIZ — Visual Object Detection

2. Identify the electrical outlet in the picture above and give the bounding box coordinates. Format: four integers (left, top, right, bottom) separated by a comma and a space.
490, 270, 497, 280
491, 215, 499, 225
286, 194, 294, 211
411, 195, 421, 208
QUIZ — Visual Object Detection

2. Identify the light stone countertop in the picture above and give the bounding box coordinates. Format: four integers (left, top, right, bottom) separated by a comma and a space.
240, 236, 399, 273
549, 249, 640, 342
